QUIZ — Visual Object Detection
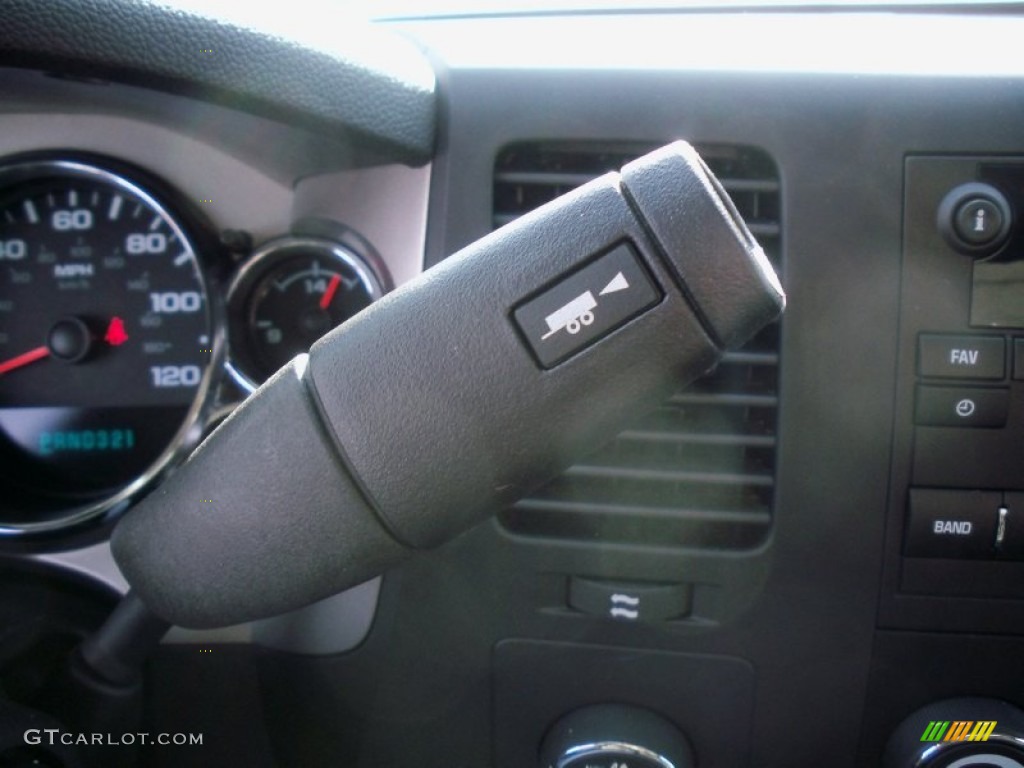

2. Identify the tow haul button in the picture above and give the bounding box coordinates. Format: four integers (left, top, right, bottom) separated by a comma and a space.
513, 242, 661, 368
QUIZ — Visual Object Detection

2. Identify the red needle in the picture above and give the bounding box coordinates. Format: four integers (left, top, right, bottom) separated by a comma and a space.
0, 345, 50, 376
319, 274, 342, 310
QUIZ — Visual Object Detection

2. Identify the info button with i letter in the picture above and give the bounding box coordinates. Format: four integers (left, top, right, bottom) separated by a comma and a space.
938, 182, 1013, 257
955, 197, 1005, 246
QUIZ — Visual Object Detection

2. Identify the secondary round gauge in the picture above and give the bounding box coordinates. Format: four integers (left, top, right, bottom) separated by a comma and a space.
227, 237, 383, 390
0, 156, 216, 535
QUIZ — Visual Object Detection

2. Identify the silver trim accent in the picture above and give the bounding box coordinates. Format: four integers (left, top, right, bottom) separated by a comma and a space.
225, 236, 384, 393
915, 733, 1024, 767
559, 742, 676, 768
0, 158, 221, 537
946, 755, 1024, 768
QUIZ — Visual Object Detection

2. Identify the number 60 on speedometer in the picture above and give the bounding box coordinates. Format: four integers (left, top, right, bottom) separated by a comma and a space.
0, 155, 217, 536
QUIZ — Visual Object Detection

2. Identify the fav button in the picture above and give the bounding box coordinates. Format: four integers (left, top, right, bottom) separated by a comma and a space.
914, 385, 1009, 427
905, 488, 1001, 559
918, 334, 1005, 380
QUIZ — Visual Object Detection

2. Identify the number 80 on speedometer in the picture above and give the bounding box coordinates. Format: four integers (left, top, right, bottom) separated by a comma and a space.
0, 155, 217, 536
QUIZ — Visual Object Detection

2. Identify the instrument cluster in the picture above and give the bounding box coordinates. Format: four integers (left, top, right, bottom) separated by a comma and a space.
0, 152, 386, 540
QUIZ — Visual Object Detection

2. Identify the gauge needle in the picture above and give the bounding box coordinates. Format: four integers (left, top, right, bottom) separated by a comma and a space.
0, 345, 50, 376
319, 274, 342, 310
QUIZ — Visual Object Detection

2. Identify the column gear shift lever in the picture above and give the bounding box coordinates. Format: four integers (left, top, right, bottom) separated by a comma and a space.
111, 141, 784, 629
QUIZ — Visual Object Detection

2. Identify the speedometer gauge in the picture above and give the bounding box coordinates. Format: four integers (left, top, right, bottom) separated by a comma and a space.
0, 156, 216, 536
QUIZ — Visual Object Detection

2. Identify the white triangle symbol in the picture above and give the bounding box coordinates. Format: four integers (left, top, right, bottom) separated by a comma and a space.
599, 272, 629, 296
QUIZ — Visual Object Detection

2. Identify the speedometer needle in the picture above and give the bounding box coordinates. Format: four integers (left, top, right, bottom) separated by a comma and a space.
319, 274, 342, 310
0, 345, 50, 376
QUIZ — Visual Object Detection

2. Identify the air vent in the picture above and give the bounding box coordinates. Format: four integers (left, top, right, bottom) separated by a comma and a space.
494, 142, 781, 550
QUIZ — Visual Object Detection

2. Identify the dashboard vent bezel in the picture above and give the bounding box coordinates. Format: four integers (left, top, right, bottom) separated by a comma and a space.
492, 141, 782, 551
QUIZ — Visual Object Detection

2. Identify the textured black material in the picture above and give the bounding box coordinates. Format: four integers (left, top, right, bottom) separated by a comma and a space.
621, 143, 784, 349
0, 0, 435, 164
111, 359, 410, 628
310, 142, 780, 550
310, 176, 715, 548
113, 142, 782, 626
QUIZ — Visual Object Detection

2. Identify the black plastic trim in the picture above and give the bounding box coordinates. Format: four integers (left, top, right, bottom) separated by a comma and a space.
0, 0, 437, 165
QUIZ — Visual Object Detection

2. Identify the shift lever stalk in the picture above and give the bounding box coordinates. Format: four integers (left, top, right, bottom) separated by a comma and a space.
111, 141, 784, 629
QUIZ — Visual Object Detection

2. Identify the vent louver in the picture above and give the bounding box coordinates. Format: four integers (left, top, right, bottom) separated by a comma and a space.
494, 142, 781, 550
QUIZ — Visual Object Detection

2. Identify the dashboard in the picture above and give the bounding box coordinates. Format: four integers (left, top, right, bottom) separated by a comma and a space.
3, 2, 1024, 767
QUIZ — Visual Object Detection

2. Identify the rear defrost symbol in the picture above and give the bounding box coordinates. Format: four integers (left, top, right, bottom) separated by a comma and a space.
609, 592, 640, 620
540, 272, 630, 340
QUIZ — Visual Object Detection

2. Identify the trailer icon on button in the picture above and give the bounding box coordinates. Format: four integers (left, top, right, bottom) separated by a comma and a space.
539, 272, 632, 340
541, 291, 597, 339
514, 244, 662, 368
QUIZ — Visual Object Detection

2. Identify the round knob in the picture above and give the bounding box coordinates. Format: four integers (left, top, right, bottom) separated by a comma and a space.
883, 697, 1024, 767
46, 316, 93, 363
938, 183, 1014, 259
540, 704, 694, 768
